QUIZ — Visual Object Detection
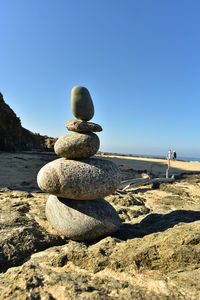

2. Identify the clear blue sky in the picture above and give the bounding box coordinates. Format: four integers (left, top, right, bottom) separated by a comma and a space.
1, 0, 200, 158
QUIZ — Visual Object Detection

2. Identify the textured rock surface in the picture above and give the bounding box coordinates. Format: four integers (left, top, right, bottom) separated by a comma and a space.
71, 86, 94, 121
37, 157, 121, 200
54, 132, 100, 159
1, 153, 200, 299
66, 119, 102, 133
0, 92, 57, 151
46, 195, 121, 240
0, 190, 65, 273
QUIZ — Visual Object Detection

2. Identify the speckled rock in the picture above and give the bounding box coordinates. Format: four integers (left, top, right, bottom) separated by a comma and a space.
46, 195, 121, 241
71, 86, 94, 121
37, 157, 121, 200
66, 119, 102, 133
54, 132, 100, 159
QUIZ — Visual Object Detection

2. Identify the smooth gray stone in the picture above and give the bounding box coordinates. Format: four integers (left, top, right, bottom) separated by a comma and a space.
66, 119, 102, 133
46, 195, 121, 241
37, 157, 121, 200
71, 86, 94, 121
54, 132, 100, 159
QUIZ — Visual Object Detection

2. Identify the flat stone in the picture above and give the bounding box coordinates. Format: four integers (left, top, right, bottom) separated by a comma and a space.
46, 195, 121, 241
66, 119, 102, 133
54, 133, 100, 159
71, 86, 94, 121
37, 157, 121, 200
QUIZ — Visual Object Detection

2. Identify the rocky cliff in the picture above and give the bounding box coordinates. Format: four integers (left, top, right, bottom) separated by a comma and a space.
0, 92, 56, 151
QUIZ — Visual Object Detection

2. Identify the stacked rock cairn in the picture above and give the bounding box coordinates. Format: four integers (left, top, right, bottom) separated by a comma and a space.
37, 86, 121, 241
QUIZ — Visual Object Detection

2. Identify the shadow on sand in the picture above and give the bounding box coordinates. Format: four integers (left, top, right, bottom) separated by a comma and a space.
114, 210, 200, 240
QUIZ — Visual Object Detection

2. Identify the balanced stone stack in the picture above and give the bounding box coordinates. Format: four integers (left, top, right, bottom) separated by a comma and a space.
37, 86, 121, 241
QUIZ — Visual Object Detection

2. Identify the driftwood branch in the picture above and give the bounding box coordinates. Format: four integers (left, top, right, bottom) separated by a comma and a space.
118, 177, 175, 191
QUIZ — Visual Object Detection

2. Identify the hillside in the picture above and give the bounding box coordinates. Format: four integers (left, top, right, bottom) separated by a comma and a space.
0, 93, 56, 151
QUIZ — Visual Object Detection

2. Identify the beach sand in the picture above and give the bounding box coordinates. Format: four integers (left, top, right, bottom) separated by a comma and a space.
0, 151, 200, 190
97, 154, 200, 177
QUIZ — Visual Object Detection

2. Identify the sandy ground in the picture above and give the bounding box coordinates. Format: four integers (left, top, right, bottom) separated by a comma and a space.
0, 151, 57, 190
97, 154, 200, 177
0, 151, 200, 190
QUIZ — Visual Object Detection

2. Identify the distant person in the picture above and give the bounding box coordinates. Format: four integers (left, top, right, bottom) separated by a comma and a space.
167, 150, 172, 160
166, 149, 172, 178
173, 151, 177, 160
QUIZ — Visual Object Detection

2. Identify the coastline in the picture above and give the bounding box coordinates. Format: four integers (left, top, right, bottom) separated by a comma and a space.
98, 152, 200, 162
97, 153, 200, 177
0, 151, 200, 190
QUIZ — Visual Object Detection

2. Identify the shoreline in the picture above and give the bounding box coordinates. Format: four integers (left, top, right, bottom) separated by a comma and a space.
0, 151, 199, 190
96, 153, 200, 175
98, 152, 200, 162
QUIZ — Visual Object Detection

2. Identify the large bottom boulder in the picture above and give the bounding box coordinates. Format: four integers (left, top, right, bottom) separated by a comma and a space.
46, 195, 121, 241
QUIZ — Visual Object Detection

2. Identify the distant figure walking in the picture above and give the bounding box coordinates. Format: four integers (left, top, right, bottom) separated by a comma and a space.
167, 150, 172, 160
166, 149, 172, 178
173, 151, 177, 160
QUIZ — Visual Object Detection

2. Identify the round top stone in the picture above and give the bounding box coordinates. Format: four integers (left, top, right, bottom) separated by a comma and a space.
71, 86, 94, 121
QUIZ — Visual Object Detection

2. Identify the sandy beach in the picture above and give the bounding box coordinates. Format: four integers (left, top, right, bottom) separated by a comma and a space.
0, 151, 200, 190
98, 153, 200, 177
